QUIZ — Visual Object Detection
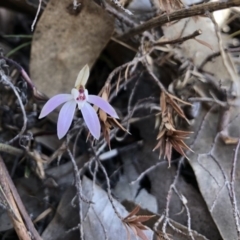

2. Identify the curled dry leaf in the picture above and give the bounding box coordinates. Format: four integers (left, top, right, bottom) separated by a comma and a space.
97, 84, 129, 148
123, 205, 155, 240
153, 92, 193, 166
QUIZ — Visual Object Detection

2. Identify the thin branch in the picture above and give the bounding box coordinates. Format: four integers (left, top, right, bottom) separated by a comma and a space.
130, 158, 179, 185
144, 61, 167, 92
127, 74, 141, 115
153, 29, 202, 47
0, 143, 24, 156
96, 156, 123, 219
118, 0, 240, 40
0, 57, 35, 88
188, 97, 227, 107
109, 0, 133, 15
67, 148, 87, 240
90, 143, 123, 220
47, 141, 67, 164
168, 220, 189, 236
104, 2, 137, 28
0, 155, 42, 240
199, 51, 222, 70
0, 71, 28, 144
93, 208, 108, 240
31, 0, 42, 31
104, 62, 130, 91
209, 13, 239, 93
160, 158, 184, 239
67, 148, 92, 205
173, 187, 194, 240
111, 37, 137, 52
0, 56, 47, 100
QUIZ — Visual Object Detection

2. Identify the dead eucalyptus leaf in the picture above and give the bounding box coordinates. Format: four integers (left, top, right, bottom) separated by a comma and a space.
186, 105, 240, 240
30, 0, 114, 97
42, 177, 154, 240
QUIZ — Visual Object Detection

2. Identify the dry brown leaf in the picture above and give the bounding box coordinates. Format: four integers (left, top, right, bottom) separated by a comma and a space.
166, 93, 190, 123
153, 92, 193, 166
30, 0, 114, 97
42, 177, 154, 240
123, 205, 155, 240
98, 84, 129, 148
194, 38, 214, 51
185, 104, 240, 239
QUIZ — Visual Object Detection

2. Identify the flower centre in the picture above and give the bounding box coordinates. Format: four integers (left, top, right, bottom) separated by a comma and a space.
76, 86, 86, 101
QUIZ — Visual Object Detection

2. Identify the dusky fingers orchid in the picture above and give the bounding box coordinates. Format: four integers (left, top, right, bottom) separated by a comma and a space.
39, 65, 119, 139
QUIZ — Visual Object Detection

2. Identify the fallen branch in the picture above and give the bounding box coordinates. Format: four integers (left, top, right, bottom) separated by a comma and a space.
0, 155, 42, 240
118, 0, 240, 40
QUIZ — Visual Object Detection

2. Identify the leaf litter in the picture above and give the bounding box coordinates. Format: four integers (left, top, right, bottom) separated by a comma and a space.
1, 0, 240, 239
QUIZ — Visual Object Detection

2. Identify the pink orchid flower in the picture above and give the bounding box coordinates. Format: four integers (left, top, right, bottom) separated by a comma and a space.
39, 65, 118, 139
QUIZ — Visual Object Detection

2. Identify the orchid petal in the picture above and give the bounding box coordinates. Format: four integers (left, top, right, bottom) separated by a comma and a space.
75, 65, 89, 88
80, 102, 100, 140
39, 94, 73, 119
88, 95, 119, 119
57, 100, 76, 139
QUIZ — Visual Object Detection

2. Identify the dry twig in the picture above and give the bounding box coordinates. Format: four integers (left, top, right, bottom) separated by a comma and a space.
0, 155, 42, 240
31, 0, 42, 31
152, 29, 202, 47
0, 68, 28, 144
118, 0, 240, 40
67, 148, 90, 240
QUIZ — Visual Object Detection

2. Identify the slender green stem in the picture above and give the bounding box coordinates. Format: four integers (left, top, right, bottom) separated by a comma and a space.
6, 42, 31, 57
3, 35, 32, 39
